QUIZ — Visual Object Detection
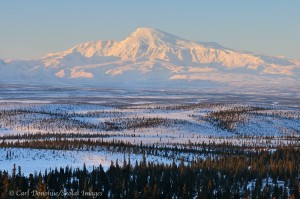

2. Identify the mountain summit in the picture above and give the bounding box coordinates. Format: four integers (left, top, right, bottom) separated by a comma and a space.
1, 27, 300, 90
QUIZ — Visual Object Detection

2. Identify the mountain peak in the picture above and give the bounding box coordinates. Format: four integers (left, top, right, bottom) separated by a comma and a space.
1, 28, 300, 90
40, 27, 299, 80
124, 27, 183, 46
131, 27, 170, 36
132, 27, 160, 34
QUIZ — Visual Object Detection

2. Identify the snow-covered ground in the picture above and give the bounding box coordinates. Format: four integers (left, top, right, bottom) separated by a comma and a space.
0, 99, 299, 143
0, 147, 176, 175
0, 88, 300, 174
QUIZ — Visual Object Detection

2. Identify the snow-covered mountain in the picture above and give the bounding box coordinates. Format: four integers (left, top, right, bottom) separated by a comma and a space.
1, 27, 300, 90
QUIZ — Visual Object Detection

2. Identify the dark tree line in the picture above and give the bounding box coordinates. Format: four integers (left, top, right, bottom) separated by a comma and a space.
1, 137, 282, 161
0, 132, 140, 140
1, 147, 300, 199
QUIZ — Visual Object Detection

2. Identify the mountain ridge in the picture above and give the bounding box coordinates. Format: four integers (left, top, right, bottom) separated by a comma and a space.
1, 27, 300, 91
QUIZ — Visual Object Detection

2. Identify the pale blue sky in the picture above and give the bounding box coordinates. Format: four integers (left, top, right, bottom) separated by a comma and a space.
0, 0, 299, 60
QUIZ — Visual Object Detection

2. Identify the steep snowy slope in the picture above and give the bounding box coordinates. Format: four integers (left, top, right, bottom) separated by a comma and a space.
1, 28, 299, 90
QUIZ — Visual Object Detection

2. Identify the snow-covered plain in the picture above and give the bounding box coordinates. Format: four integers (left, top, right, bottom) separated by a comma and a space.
0, 87, 300, 174
0, 148, 176, 176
